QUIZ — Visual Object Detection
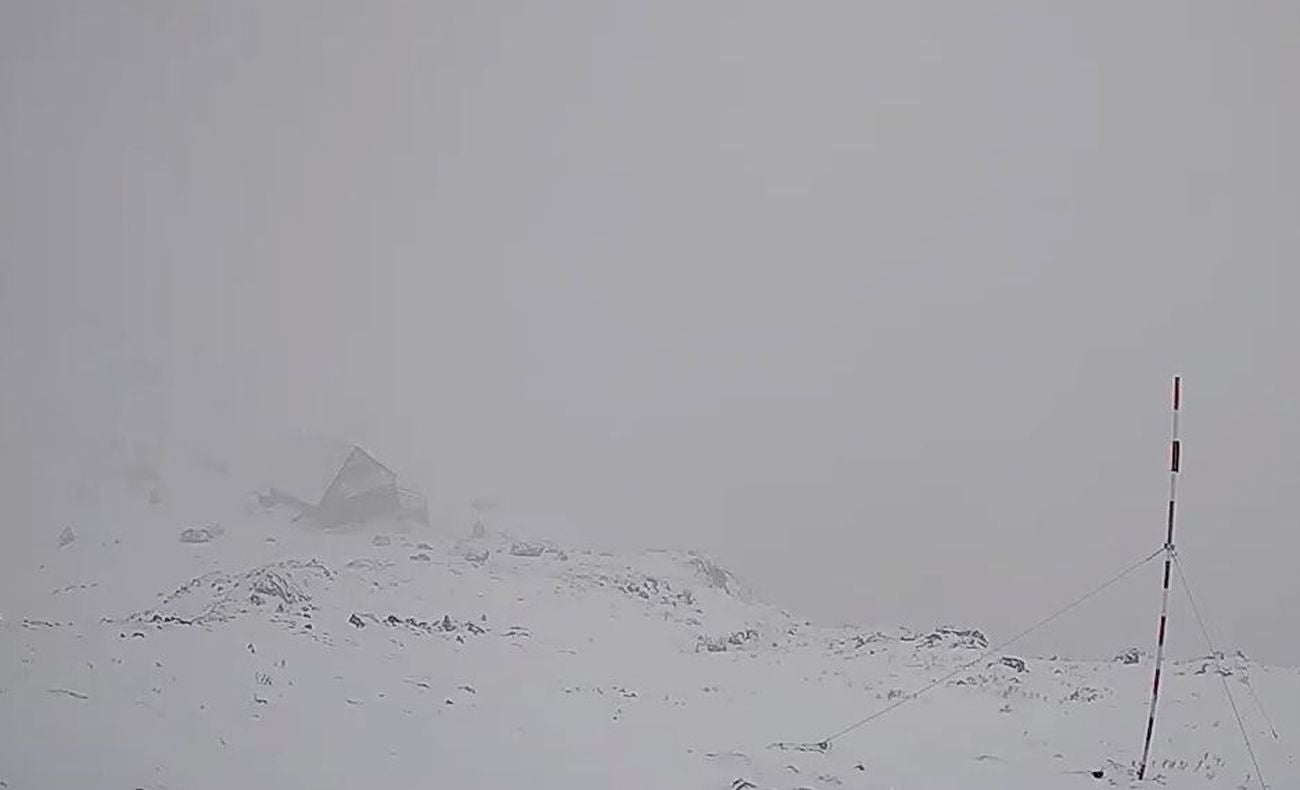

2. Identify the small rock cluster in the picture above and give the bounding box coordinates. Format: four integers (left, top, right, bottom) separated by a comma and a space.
696, 628, 760, 653
348, 611, 488, 641
180, 524, 224, 544
907, 626, 989, 650
1114, 647, 1143, 665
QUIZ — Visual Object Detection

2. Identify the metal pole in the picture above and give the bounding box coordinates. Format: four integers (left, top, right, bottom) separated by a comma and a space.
1137, 375, 1181, 780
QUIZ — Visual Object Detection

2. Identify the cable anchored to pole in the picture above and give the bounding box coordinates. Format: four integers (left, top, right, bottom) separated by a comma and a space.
816, 544, 1165, 746
1173, 553, 1269, 790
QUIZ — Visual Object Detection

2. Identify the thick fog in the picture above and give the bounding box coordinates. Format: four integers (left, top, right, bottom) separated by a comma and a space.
2, 3, 1298, 663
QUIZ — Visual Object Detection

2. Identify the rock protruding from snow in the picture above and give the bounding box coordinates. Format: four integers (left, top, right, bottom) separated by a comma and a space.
58, 526, 76, 549
696, 628, 760, 653
908, 626, 989, 650
348, 611, 488, 639
1187, 651, 1239, 677
1062, 685, 1106, 703
567, 567, 696, 611
1115, 647, 1143, 665
828, 630, 895, 656
128, 559, 333, 628
509, 541, 546, 558
180, 526, 218, 544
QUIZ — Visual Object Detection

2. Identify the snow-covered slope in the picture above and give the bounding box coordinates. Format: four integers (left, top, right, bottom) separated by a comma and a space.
2, 500, 1296, 789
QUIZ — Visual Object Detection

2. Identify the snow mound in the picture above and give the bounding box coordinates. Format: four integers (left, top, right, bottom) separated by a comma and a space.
126, 558, 333, 628
4, 503, 1296, 790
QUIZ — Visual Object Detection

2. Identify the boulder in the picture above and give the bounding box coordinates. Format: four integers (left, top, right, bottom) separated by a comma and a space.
510, 541, 546, 558
1114, 647, 1142, 665
180, 528, 216, 544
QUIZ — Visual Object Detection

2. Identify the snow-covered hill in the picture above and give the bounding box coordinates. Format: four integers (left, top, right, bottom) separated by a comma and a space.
2, 497, 1296, 789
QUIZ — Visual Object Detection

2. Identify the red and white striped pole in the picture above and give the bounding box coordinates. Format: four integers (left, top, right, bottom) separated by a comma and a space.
1137, 376, 1181, 780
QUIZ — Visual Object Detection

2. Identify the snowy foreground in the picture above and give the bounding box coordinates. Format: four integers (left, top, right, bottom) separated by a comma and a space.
2, 513, 1296, 789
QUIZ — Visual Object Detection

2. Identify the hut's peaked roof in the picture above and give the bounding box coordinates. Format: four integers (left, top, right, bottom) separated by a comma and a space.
320, 446, 396, 505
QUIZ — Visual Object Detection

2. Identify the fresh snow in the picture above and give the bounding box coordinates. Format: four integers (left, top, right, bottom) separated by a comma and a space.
2, 486, 1296, 789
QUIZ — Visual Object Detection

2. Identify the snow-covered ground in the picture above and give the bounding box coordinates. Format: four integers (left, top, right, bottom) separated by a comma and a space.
2, 480, 1296, 789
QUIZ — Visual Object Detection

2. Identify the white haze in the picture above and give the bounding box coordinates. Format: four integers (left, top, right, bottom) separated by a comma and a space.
2, 2, 1299, 663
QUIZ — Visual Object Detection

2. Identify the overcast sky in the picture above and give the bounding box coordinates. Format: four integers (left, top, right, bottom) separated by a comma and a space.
3, 2, 1298, 663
